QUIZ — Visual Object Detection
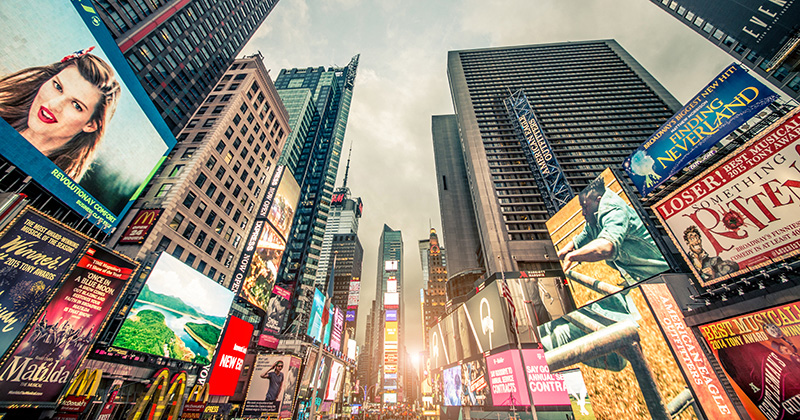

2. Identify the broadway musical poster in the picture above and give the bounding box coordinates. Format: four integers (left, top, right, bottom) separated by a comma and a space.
0, 247, 135, 402
0, 209, 87, 359
698, 302, 800, 420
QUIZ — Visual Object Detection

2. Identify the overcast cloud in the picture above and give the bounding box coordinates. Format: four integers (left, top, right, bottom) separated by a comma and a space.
240, 0, 734, 356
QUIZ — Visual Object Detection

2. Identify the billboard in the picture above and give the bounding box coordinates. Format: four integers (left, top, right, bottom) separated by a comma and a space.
243, 354, 301, 417
546, 169, 670, 308
698, 301, 800, 420
385, 260, 399, 272
0, 246, 134, 402
385, 292, 399, 308
486, 349, 530, 407
118, 208, 162, 244
262, 285, 291, 340
386, 309, 398, 322
461, 357, 490, 406
0, 1, 175, 233
520, 349, 570, 407
111, 253, 234, 364
653, 107, 800, 288
624, 63, 777, 196
267, 171, 300, 240
463, 281, 512, 353
324, 360, 345, 401
385, 321, 398, 342
330, 307, 344, 352
430, 322, 450, 370
504, 271, 570, 341
306, 289, 325, 342
345, 310, 356, 322
241, 223, 286, 311
208, 316, 254, 396
0, 209, 87, 359
537, 287, 698, 419
640, 283, 735, 418
443, 365, 462, 406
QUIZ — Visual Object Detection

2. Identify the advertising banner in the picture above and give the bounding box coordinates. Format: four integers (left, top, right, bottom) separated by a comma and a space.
330, 308, 344, 352
461, 357, 490, 406
266, 171, 300, 240
430, 323, 450, 370
521, 349, 570, 407
306, 289, 325, 342
653, 107, 800, 288
624, 63, 777, 196
385, 321, 398, 342
347, 339, 357, 361
640, 282, 735, 418
257, 333, 279, 350
560, 368, 598, 420
0, 246, 134, 402
0, 1, 175, 233
698, 302, 800, 420
118, 208, 162, 244
324, 360, 344, 401
443, 365, 462, 406
463, 281, 512, 353
345, 310, 356, 322
0, 209, 87, 358
241, 223, 286, 311
323, 302, 334, 346
547, 169, 670, 308
386, 309, 398, 322
111, 253, 234, 364
486, 350, 530, 407
385, 292, 399, 308
263, 284, 291, 338
243, 354, 301, 417
537, 287, 698, 419
208, 316, 254, 396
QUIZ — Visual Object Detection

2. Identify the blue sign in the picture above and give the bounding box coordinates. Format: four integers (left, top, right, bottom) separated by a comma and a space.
306, 289, 325, 341
385, 309, 397, 322
623, 64, 777, 197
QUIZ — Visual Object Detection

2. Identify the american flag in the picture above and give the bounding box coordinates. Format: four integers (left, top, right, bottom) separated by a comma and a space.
499, 278, 518, 336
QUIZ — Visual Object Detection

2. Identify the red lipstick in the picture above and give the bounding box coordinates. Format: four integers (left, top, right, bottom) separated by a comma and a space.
38, 106, 57, 124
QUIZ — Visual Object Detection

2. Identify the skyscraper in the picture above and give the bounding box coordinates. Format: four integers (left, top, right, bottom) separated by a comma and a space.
272, 55, 359, 334
420, 228, 447, 351
95, 0, 281, 132
440, 40, 682, 274
110, 54, 290, 286
646, 0, 800, 101
375, 224, 403, 404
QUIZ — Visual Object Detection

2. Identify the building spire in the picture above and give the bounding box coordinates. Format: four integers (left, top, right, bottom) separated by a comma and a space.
342, 145, 353, 189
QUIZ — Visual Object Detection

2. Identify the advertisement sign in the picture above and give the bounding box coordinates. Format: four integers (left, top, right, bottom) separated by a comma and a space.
463, 281, 512, 353
241, 223, 286, 311
537, 287, 698, 418
653, 107, 800, 287
430, 323, 450, 370
323, 302, 334, 346
347, 339, 357, 361
486, 350, 530, 406
461, 357, 490, 406
257, 333, 279, 350
208, 316, 254, 396
0, 1, 175, 233
640, 283, 734, 418
0, 209, 87, 359
330, 307, 344, 352
505, 273, 567, 342
385, 260, 398, 272
385, 309, 398, 322
267, 172, 300, 240
698, 301, 800, 420
385, 321, 398, 342
624, 63, 777, 196
546, 169, 670, 308
306, 289, 325, 342
560, 368, 597, 420
118, 208, 162, 244
262, 285, 291, 338
324, 360, 344, 401
111, 253, 234, 364
345, 310, 356, 322
243, 354, 301, 417
443, 365, 462, 406
385, 292, 399, 308
520, 349, 570, 407
0, 246, 134, 402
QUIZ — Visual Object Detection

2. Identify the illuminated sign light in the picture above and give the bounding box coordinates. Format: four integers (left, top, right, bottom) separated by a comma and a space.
384, 292, 399, 308
387, 279, 397, 293
385, 260, 399, 272
331, 192, 346, 205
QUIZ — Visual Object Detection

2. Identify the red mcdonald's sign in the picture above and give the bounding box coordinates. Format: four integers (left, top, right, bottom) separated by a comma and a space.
119, 208, 163, 244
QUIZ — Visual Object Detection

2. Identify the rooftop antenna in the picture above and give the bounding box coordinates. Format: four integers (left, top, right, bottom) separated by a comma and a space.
342, 144, 353, 189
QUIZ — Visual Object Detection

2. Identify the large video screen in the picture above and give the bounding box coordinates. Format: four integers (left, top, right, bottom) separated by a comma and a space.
306, 289, 325, 341
653, 108, 800, 288
243, 354, 301, 418
208, 316, 254, 397
486, 349, 530, 407
267, 171, 300, 240
463, 281, 512, 353
111, 253, 234, 365
698, 301, 800, 420
537, 286, 698, 419
241, 223, 286, 311
443, 365, 462, 407
0, 1, 174, 233
546, 168, 670, 308
460, 356, 490, 406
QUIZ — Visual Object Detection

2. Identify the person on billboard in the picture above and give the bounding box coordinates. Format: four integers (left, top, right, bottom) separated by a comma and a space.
261, 360, 285, 401
557, 177, 669, 285
682, 226, 739, 281
0, 47, 120, 181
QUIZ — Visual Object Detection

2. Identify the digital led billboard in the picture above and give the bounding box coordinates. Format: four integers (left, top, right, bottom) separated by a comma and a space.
208, 316, 254, 397
546, 169, 670, 308
486, 350, 530, 407
243, 354, 301, 417
463, 281, 512, 353
261, 284, 291, 348
624, 63, 777, 196
118, 208, 161, 244
112, 253, 234, 365
325, 360, 345, 401
306, 289, 325, 342
698, 301, 800, 420
443, 365, 462, 406
241, 223, 286, 311
461, 357, 490, 406
0, 246, 134, 403
520, 349, 570, 407
267, 172, 300, 240
0, 1, 175, 233
537, 287, 698, 419
653, 107, 800, 288
330, 307, 344, 352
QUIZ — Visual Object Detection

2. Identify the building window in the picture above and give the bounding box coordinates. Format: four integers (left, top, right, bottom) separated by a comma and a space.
156, 183, 173, 197
172, 244, 185, 259
215, 247, 225, 261
206, 156, 217, 170
195, 201, 207, 217
208, 267, 217, 280
195, 231, 207, 248
156, 236, 171, 253
224, 227, 233, 241
195, 173, 207, 188
205, 183, 217, 198
197, 260, 207, 273
185, 253, 196, 267
205, 210, 217, 226
206, 238, 217, 254
183, 222, 196, 239
224, 252, 234, 267
169, 212, 184, 231
181, 148, 196, 159
232, 234, 241, 248
183, 192, 197, 208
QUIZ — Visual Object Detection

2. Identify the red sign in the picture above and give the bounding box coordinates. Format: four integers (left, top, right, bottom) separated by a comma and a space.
53, 395, 91, 420
208, 316, 254, 396
258, 334, 279, 349
641, 283, 735, 418
180, 401, 207, 420
654, 108, 800, 287
520, 349, 570, 407
96, 389, 119, 420
119, 208, 162, 243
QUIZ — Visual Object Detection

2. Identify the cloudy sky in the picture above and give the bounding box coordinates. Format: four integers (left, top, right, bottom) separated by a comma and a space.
241, 0, 735, 356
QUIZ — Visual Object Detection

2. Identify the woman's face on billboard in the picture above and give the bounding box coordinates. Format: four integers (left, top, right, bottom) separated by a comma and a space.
23, 65, 101, 153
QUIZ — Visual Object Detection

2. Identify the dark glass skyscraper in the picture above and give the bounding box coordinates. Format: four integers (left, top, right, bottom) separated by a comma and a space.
95, 0, 281, 132
439, 40, 682, 275
273, 55, 359, 334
